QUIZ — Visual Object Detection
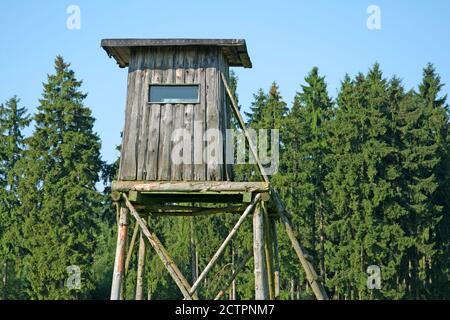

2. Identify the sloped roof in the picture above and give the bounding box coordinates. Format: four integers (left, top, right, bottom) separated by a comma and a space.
101, 38, 252, 68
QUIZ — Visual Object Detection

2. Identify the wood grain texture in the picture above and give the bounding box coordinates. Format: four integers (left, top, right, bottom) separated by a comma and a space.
253, 203, 269, 300
183, 48, 196, 180
118, 46, 230, 181
119, 48, 143, 180
137, 48, 152, 180
157, 48, 174, 180
171, 47, 185, 181
205, 47, 222, 181
193, 50, 207, 180
111, 180, 269, 193
145, 48, 163, 180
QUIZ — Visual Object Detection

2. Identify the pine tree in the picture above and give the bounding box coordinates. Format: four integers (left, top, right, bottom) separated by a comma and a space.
258, 82, 288, 131
245, 89, 266, 126
325, 65, 408, 299
279, 67, 333, 293
396, 63, 449, 298
418, 65, 449, 299
0, 96, 30, 299
16, 56, 102, 299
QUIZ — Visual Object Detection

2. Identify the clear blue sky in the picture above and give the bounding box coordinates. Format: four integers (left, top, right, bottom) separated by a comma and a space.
1, 0, 449, 165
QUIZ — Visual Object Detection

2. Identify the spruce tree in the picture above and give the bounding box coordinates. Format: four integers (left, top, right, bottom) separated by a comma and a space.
16, 56, 102, 299
325, 65, 408, 299
396, 63, 449, 298
0, 96, 30, 299
245, 89, 266, 126
418, 65, 449, 299
280, 67, 333, 292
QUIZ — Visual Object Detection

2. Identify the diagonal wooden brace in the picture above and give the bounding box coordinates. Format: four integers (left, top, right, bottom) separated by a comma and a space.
271, 189, 328, 300
125, 222, 139, 275
123, 193, 198, 300
222, 73, 329, 300
214, 250, 253, 300
189, 193, 262, 296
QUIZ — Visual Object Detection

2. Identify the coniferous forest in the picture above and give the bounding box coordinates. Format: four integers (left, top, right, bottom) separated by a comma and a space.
0, 56, 448, 300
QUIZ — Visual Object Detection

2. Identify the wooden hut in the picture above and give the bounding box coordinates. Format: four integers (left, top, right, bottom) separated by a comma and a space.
101, 39, 252, 182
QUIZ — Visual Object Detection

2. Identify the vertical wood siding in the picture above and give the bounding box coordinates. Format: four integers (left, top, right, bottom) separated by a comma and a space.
118, 46, 229, 181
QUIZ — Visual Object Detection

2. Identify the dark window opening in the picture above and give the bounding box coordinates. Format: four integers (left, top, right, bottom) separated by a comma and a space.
149, 84, 199, 103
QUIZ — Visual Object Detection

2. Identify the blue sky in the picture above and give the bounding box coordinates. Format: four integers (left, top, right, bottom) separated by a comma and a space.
1, 0, 449, 165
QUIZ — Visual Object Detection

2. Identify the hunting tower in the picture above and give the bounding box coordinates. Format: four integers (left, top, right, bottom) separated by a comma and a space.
102, 39, 251, 182
102, 39, 328, 301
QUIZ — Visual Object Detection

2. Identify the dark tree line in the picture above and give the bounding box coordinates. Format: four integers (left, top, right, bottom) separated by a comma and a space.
0, 57, 448, 299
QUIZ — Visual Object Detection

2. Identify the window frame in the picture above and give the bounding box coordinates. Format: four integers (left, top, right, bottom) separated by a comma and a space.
148, 84, 200, 104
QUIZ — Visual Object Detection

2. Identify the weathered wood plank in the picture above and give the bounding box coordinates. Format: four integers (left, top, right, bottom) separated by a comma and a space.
219, 54, 232, 181
119, 49, 140, 180
205, 47, 223, 181
136, 48, 154, 180
145, 47, 163, 180
118, 66, 132, 179
253, 203, 269, 300
131, 49, 145, 180
183, 48, 196, 180
193, 50, 207, 180
135, 228, 146, 300
171, 47, 185, 181
157, 48, 174, 180
111, 181, 269, 193
137, 205, 248, 216
262, 202, 275, 299
110, 205, 128, 300
217, 51, 226, 180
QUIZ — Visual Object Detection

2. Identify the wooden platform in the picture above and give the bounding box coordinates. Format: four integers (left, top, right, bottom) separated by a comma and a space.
111, 181, 274, 216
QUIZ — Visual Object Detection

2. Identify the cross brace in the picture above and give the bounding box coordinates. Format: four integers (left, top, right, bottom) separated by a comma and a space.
118, 192, 262, 300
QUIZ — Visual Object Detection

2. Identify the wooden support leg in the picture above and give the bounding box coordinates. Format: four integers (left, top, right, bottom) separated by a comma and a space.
135, 228, 146, 300
231, 244, 236, 300
121, 221, 139, 300
190, 217, 198, 282
189, 193, 262, 296
271, 219, 281, 300
253, 203, 269, 300
262, 203, 275, 300
123, 194, 198, 300
272, 189, 328, 300
125, 223, 139, 275
111, 204, 128, 300
222, 74, 328, 300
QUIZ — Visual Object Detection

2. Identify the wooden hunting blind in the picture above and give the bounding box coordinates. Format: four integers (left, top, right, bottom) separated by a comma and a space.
101, 39, 252, 182
103, 39, 328, 301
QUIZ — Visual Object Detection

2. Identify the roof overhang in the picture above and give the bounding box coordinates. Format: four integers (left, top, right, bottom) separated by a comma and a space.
101, 38, 252, 68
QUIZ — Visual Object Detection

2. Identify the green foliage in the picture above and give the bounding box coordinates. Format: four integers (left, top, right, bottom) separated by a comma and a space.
0, 96, 30, 299
325, 65, 409, 299
14, 56, 103, 299
275, 67, 333, 296
0, 58, 448, 300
